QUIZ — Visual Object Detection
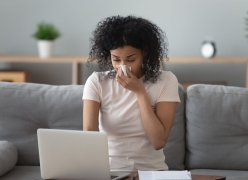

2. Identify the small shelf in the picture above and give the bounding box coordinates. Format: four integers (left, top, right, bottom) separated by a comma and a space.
0, 55, 248, 87
0, 55, 87, 63
167, 56, 248, 64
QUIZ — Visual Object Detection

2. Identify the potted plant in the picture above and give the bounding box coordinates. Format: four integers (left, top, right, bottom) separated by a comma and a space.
32, 22, 61, 58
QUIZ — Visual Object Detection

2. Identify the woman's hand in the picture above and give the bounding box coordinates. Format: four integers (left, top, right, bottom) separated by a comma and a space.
115, 66, 146, 95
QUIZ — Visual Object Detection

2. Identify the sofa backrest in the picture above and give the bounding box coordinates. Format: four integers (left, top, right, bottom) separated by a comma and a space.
0, 82, 187, 168
163, 84, 186, 170
0, 82, 84, 165
185, 84, 248, 170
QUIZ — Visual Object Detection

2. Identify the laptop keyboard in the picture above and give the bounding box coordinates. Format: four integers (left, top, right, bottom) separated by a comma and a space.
111, 175, 118, 179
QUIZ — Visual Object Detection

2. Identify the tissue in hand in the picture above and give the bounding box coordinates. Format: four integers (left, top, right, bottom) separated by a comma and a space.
117, 65, 131, 77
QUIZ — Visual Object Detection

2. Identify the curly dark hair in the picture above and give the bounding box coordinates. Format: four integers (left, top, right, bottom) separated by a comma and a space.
87, 15, 168, 83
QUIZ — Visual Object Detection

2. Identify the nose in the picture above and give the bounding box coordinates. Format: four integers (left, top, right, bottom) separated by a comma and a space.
120, 60, 127, 66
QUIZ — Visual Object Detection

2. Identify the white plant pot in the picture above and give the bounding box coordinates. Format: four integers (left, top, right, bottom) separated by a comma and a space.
38, 40, 54, 58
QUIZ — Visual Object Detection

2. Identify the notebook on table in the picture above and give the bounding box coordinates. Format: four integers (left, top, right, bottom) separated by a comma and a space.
152, 171, 191, 180
138, 170, 191, 180
138, 170, 226, 180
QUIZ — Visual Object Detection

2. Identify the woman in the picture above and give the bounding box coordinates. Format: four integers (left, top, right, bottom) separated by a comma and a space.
83, 15, 180, 171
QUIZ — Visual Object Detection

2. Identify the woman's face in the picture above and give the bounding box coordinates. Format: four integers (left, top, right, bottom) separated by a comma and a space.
110, 46, 144, 78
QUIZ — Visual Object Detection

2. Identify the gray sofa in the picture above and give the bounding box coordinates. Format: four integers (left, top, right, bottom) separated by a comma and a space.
0, 81, 248, 180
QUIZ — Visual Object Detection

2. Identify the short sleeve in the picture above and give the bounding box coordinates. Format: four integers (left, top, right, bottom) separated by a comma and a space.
157, 72, 181, 103
82, 72, 101, 103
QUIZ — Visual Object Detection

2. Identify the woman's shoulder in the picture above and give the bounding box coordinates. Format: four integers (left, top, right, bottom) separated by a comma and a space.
158, 71, 178, 82
87, 70, 113, 82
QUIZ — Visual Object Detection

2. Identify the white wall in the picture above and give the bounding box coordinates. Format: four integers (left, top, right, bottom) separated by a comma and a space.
0, 0, 248, 86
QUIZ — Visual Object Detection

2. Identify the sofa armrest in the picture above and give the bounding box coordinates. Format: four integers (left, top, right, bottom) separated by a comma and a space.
0, 141, 18, 177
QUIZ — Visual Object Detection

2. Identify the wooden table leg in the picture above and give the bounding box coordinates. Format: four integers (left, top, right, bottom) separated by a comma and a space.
72, 62, 81, 85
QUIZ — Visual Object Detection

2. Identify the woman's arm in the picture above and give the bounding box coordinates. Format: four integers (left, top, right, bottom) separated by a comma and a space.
116, 68, 179, 150
83, 100, 100, 131
136, 92, 178, 150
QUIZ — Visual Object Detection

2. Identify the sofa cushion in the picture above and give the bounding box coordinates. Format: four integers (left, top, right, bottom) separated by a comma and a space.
0, 82, 84, 166
0, 166, 42, 180
163, 84, 185, 170
0, 141, 18, 177
185, 84, 248, 170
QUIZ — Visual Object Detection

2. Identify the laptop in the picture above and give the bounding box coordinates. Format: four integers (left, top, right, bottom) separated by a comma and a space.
37, 128, 130, 180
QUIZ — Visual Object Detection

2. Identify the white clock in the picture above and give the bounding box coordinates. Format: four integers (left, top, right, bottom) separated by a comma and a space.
201, 41, 216, 59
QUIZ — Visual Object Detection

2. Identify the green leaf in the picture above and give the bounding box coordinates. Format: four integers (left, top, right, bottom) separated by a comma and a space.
32, 22, 61, 40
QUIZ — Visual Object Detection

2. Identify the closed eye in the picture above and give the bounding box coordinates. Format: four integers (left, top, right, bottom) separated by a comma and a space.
113, 59, 134, 62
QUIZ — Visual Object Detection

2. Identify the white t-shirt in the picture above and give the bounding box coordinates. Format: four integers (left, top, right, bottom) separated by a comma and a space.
82, 70, 180, 171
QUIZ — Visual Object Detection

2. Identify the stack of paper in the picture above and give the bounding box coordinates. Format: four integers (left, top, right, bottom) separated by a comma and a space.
138, 170, 192, 180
